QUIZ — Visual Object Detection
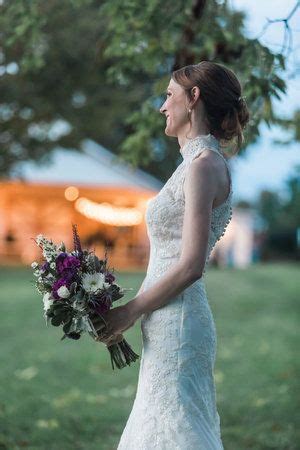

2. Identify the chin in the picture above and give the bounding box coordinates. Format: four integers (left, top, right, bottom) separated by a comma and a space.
164, 125, 177, 137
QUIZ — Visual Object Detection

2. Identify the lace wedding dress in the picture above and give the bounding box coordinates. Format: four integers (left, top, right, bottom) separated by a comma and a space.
117, 134, 233, 450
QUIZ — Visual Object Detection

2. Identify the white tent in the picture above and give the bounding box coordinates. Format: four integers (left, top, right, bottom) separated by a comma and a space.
10, 138, 163, 191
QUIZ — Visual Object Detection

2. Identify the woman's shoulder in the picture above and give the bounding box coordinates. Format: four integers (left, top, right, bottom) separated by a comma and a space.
185, 147, 232, 201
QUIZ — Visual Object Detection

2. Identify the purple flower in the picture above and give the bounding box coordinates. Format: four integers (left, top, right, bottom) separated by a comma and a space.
56, 253, 81, 274
94, 302, 110, 314
41, 261, 50, 272
89, 291, 112, 314
52, 277, 71, 300
105, 272, 115, 284
72, 223, 83, 254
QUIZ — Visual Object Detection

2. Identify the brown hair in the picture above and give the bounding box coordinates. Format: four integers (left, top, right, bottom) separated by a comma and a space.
172, 61, 250, 152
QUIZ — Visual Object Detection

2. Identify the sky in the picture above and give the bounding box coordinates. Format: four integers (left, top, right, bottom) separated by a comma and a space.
229, 0, 300, 203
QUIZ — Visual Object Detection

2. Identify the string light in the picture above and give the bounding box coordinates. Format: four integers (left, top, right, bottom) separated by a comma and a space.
75, 197, 143, 226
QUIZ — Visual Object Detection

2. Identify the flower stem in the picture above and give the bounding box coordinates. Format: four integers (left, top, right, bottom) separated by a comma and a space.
106, 339, 139, 370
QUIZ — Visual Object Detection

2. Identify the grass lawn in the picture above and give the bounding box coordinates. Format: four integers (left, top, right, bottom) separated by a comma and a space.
0, 263, 299, 450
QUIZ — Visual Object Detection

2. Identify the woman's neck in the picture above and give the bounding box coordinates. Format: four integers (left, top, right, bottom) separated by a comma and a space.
177, 123, 211, 150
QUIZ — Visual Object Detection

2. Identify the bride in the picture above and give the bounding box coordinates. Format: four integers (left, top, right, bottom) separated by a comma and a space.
94, 61, 249, 449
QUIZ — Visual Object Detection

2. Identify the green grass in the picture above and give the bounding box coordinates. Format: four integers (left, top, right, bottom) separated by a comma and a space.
0, 263, 299, 450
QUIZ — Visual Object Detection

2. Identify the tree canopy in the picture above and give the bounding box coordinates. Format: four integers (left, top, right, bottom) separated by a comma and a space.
0, 0, 299, 181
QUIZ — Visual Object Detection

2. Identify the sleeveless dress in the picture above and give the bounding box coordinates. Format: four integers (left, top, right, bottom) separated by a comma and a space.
117, 133, 233, 450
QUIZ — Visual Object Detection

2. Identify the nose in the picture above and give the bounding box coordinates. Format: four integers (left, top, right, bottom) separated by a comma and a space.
159, 100, 166, 114
159, 102, 167, 115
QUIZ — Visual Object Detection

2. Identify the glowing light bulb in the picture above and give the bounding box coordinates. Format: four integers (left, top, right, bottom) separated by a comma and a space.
64, 186, 79, 201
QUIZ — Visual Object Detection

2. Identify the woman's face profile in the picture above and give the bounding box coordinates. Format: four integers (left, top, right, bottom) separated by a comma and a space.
159, 78, 189, 138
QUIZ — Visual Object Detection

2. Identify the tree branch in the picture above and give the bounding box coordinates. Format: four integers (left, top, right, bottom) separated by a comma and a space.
172, 0, 207, 70
256, 1, 300, 56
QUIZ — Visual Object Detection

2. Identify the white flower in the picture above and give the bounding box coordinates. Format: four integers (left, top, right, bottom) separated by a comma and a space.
57, 241, 66, 251
44, 273, 54, 281
50, 262, 56, 270
31, 261, 39, 269
43, 292, 54, 311
82, 272, 106, 293
57, 286, 70, 298
42, 247, 57, 262
33, 270, 42, 277
34, 234, 58, 261
103, 282, 111, 289
36, 234, 45, 245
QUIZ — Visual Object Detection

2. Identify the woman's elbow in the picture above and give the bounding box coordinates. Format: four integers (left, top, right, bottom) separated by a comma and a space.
179, 260, 204, 282
189, 269, 203, 282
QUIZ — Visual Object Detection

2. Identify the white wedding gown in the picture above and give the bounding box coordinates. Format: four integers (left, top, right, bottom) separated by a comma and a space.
117, 134, 233, 450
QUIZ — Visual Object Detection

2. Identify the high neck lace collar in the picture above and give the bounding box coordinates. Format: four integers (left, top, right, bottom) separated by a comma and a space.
179, 133, 220, 159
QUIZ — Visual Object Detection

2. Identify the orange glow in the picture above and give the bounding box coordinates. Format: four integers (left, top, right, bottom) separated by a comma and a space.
0, 181, 155, 268
64, 186, 79, 201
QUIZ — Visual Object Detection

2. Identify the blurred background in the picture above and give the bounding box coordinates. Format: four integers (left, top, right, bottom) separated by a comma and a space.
0, 0, 299, 449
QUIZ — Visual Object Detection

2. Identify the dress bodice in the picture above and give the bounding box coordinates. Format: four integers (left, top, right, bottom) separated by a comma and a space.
144, 133, 233, 281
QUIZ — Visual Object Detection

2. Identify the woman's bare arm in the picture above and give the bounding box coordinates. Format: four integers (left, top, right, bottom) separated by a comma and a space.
135, 277, 146, 297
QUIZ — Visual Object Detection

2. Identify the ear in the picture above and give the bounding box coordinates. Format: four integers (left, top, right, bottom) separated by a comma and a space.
191, 86, 200, 104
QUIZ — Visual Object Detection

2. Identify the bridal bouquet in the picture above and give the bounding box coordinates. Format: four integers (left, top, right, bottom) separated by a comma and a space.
31, 224, 139, 370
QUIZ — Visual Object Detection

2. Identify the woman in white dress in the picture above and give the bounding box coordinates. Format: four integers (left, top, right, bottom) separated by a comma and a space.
95, 61, 249, 449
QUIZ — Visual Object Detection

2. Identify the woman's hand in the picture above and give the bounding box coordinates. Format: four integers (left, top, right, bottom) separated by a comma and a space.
92, 302, 141, 341
96, 333, 124, 347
